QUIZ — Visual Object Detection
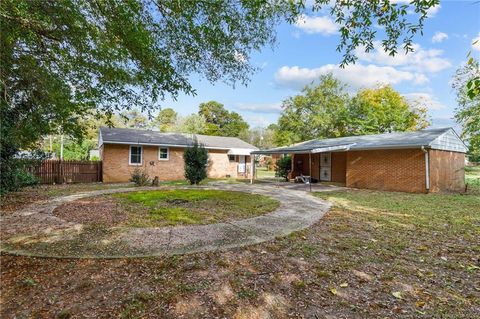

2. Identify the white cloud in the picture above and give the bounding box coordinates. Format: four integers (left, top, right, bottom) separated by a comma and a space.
426, 4, 441, 17
355, 42, 451, 73
274, 64, 428, 90
236, 102, 282, 114
432, 32, 448, 43
403, 93, 446, 110
472, 32, 480, 52
244, 115, 273, 127
295, 15, 338, 35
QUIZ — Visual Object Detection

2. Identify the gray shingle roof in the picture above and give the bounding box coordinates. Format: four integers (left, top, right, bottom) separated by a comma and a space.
253, 128, 466, 154
100, 127, 257, 150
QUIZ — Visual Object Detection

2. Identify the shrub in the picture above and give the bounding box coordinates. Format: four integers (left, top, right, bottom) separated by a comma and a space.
0, 149, 46, 195
130, 168, 150, 186
184, 140, 208, 185
275, 155, 292, 181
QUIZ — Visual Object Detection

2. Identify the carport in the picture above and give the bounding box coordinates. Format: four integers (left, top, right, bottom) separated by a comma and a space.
249, 143, 353, 191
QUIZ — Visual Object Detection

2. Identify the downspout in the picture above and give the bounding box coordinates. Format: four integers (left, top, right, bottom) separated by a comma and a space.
421, 146, 430, 193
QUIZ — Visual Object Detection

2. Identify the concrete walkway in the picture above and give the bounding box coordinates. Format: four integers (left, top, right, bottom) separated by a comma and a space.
0, 183, 331, 258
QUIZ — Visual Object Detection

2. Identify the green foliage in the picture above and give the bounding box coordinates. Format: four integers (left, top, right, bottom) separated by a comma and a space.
275, 155, 292, 181
452, 59, 480, 163
183, 141, 208, 185
275, 74, 350, 145
130, 168, 150, 186
274, 75, 429, 145
153, 108, 178, 132
47, 139, 97, 160
118, 110, 149, 129
199, 101, 249, 137
173, 114, 207, 134
0, 150, 46, 195
466, 51, 480, 99
349, 86, 429, 135
1, 0, 281, 193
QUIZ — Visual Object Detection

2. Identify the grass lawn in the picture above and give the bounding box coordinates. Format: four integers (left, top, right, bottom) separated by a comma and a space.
1, 182, 479, 318
255, 166, 276, 179
112, 189, 279, 226
466, 166, 480, 193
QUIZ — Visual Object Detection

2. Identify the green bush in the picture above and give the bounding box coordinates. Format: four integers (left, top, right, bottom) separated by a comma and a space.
275, 155, 292, 181
15, 169, 39, 187
0, 148, 46, 195
184, 140, 208, 185
130, 168, 150, 186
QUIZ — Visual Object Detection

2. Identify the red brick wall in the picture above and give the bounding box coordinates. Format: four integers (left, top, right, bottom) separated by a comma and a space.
102, 144, 186, 183
429, 150, 465, 192
346, 149, 426, 193
102, 144, 245, 183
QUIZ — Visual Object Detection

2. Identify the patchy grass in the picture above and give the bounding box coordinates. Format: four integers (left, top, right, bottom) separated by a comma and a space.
466, 166, 480, 193
0, 183, 130, 214
1, 185, 479, 318
256, 166, 276, 179
113, 189, 279, 227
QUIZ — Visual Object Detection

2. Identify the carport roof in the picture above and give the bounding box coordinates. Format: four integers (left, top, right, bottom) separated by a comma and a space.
252, 128, 467, 154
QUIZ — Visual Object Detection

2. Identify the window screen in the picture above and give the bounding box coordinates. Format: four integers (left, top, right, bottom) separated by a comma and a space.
130, 146, 142, 164
228, 155, 235, 161
159, 147, 169, 160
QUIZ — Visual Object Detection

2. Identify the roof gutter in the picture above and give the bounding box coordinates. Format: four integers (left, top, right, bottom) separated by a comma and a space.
101, 140, 234, 151
421, 146, 430, 193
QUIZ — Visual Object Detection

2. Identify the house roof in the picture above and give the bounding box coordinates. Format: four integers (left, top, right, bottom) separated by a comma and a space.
252, 128, 467, 154
99, 127, 258, 151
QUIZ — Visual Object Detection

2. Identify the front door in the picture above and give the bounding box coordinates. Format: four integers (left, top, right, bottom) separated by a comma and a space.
320, 152, 331, 181
238, 155, 246, 174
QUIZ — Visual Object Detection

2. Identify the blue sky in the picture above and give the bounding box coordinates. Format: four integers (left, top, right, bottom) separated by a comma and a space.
163, 1, 480, 131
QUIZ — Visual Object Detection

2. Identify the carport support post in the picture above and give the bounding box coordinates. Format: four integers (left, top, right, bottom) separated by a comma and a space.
250, 155, 255, 184
309, 152, 312, 192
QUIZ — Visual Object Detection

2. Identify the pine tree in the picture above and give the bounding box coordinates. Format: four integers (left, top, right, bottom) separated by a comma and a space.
184, 140, 208, 185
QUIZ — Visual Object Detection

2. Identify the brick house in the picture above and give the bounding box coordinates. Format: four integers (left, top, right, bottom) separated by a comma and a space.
251, 128, 467, 193
99, 127, 257, 183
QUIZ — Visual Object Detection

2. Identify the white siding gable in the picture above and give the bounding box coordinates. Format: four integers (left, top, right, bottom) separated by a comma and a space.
429, 129, 467, 153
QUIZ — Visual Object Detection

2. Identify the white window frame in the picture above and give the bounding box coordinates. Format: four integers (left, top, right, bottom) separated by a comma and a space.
129, 145, 143, 165
158, 146, 169, 161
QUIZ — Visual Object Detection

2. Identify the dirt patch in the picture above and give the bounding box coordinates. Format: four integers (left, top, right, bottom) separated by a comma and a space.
53, 196, 127, 227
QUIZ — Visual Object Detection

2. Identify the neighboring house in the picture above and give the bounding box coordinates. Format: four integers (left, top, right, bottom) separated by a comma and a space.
99, 127, 258, 182
252, 128, 467, 193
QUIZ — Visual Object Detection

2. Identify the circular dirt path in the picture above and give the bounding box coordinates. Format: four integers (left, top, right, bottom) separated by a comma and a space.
0, 183, 331, 258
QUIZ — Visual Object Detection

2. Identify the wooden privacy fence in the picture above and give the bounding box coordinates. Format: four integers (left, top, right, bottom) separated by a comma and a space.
31, 160, 102, 184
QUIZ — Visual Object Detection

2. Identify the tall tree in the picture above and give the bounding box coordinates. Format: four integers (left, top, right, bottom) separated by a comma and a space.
199, 101, 249, 137
348, 86, 429, 135
171, 114, 207, 135
273, 76, 430, 146
242, 125, 277, 148
118, 110, 149, 129
152, 108, 178, 132
274, 74, 350, 145
452, 59, 480, 162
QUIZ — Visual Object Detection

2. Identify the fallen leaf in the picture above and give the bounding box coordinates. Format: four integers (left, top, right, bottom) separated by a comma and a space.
340, 283, 348, 288
415, 301, 426, 308
392, 291, 403, 299
330, 288, 337, 295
